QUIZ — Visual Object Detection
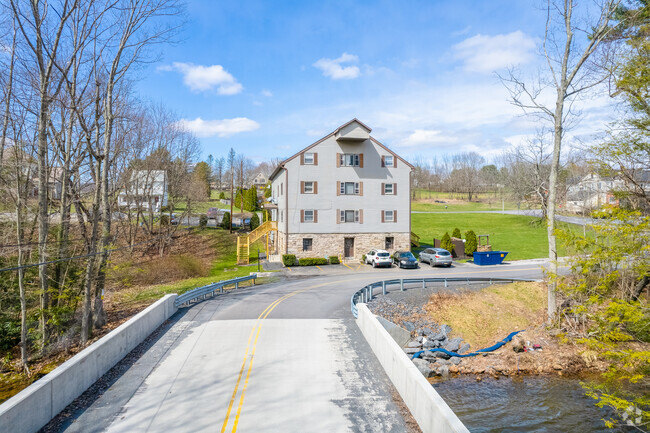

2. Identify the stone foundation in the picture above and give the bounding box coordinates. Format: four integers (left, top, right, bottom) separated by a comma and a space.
282, 232, 410, 260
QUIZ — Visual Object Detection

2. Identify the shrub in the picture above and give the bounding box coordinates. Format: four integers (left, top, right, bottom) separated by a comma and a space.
329, 256, 340, 264
250, 212, 260, 230
441, 232, 454, 253
452, 227, 461, 238
219, 191, 226, 200
199, 215, 208, 228
282, 254, 297, 266
298, 257, 329, 266
159, 214, 170, 226
220, 211, 231, 229
361, 254, 367, 263
465, 230, 478, 256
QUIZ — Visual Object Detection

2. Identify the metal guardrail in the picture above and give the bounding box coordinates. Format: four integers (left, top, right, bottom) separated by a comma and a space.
350, 277, 535, 318
175, 274, 257, 307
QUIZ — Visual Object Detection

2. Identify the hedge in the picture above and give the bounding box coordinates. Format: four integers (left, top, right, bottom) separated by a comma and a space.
298, 257, 329, 266
329, 256, 340, 264
282, 254, 297, 266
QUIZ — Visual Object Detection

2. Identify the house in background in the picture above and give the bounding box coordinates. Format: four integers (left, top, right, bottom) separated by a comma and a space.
565, 173, 622, 213
250, 172, 268, 189
268, 119, 413, 260
117, 170, 168, 212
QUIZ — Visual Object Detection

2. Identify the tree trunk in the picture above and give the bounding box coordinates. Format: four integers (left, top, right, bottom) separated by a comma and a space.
37, 85, 50, 354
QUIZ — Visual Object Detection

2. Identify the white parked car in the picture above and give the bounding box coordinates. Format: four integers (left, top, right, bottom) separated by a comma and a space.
365, 249, 392, 268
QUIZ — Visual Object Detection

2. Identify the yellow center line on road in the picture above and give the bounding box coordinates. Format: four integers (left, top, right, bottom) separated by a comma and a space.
220, 266, 543, 431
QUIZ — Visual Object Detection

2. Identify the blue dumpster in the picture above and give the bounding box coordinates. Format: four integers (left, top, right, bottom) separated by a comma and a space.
473, 251, 508, 265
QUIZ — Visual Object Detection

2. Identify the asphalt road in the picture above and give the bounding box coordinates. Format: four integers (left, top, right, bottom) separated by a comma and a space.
54, 262, 548, 433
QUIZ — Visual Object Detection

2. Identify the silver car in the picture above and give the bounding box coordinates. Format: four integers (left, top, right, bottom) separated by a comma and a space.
418, 248, 453, 267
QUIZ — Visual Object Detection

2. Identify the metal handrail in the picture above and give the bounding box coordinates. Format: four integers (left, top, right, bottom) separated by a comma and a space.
175, 274, 257, 307
350, 276, 535, 318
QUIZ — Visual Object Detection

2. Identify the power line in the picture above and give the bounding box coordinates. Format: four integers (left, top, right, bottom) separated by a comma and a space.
0, 234, 172, 273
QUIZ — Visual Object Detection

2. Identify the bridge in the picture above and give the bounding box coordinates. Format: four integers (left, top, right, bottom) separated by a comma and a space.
1, 263, 545, 432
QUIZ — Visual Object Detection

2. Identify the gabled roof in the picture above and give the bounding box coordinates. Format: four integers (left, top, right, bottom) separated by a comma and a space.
269, 119, 413, 180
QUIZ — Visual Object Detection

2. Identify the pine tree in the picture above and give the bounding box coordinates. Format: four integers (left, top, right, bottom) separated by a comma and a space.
452, 227, 461, 238
464, 230, 478, 256
441, 232, 454, 254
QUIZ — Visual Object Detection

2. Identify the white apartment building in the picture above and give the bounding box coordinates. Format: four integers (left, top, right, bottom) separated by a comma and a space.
268, 119, 413, 260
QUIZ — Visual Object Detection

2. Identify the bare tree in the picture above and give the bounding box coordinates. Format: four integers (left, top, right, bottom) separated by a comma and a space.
500, 0, 622, 320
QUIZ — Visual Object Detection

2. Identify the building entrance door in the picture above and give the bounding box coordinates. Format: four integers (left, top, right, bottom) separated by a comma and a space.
344, 237, 354, 258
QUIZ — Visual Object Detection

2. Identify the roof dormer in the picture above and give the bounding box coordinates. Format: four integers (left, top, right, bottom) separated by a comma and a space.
335, 119, 371, 142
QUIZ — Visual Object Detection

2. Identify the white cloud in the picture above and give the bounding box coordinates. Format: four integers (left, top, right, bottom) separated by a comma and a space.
313, 53, 360, 80
159, 62, 243, 94
261, 89, 273, 97
453, 31, 537, 73
398, 129, 459, 148
178, 117, 259, 138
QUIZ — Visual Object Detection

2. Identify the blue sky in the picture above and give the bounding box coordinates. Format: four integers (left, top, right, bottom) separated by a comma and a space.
137, 0, 615, 165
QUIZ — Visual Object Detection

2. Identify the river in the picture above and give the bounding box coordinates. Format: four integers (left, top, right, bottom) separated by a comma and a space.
433, 375, 633, 432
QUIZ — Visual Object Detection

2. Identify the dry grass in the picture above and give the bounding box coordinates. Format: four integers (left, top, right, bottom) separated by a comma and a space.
424, 282, 547, 348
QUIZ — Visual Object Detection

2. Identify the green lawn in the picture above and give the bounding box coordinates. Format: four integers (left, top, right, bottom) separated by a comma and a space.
412, 201, 520, 212
173, 190, 241, 214
411, 213, 583, 260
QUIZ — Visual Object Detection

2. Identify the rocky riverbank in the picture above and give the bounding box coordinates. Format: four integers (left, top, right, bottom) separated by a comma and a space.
367, 291, 607, 380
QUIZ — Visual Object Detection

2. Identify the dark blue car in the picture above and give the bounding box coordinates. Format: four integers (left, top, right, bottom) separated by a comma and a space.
392, 251, 418, 269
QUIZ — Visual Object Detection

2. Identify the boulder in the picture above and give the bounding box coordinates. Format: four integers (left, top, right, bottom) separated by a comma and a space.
444, 337, 463, 353
404, 347, 420, 355
450, 357, 462, 365
434, 350, 451, 360
431, 332, 447, 342
458, 343, 471, 355
403, 321, 416, 332
422, 351, 437, 361
423, 339, 440, 349
407, 340, 422, 348
512, 336, 526, 353
376, 316, 411, 348
413, 358, 433, 377
435, 365, 450, 377
439, 324, 452, 335
421, 327, 435, 337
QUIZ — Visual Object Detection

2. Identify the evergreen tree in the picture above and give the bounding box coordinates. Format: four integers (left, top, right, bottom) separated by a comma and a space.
441, 232, 454, 253
452, 227, 461, 238
464, 230, 478, 256
220, 211, 231, 229
250, 212, 260, 230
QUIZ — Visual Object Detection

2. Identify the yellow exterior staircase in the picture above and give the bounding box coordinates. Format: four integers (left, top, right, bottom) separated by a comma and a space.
237, 221, 278, 265
410, 231, 420, 248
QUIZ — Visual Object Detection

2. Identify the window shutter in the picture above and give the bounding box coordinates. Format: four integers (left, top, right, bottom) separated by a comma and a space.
300, 210, 305, 223
381, 156, 385, 167
300, 181, 305, 194
381, 210, 385, 223
359, 182, 363, 196
314, 181, 318, 194
381, 183, 385, 195
314, 210, 318, 223
394, 183, 397, 195
359, 209, 363, 224
336, 153, 341, 167
359, 153, 364, 168
314, 153, 318, 165
394, 157, 397, 168
394, 210, 397, 223
337, 181, 341, 196
300, 154, 304, 165
337, 209, 341, 224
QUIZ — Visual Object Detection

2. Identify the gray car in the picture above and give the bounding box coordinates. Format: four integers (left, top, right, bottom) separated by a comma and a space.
418, 248, 453, 267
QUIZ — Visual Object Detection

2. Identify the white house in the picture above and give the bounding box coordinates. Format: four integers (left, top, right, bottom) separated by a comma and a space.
565, 173, 622, 213
117, 170, 168, 212
268, 119, 413, 260
250, 172, 268, 188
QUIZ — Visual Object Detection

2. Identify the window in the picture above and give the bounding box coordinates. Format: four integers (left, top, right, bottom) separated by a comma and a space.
340, 210, 359, 223
301, 181, 317, 194
385, 237, 394, 250
304, 210, 314, 222
382, 210, 397, 223
340, 182, 360, 195
303, 238, 312, 251
340, 153, 360, 167
382, 155, 395, 167
383, 183, 395, 195
304, 153, 315, 164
